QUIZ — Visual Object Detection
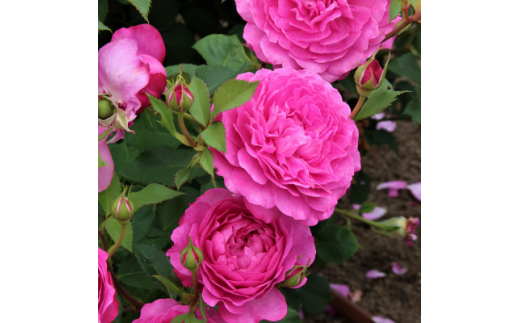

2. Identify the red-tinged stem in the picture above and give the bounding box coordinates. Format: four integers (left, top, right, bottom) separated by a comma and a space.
107, 223, 127, 258
178, 114, 197, 148
349, 96, 367, 120
383, 10, 421, 43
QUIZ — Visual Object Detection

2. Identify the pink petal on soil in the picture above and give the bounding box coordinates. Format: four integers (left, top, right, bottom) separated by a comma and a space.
376, 121, 396, 132
376, 181, 407, 197
391, 262, 408, 275
366, 269, 386, 279
352, 204, 387, 220
372, 316, 395, 323
371, 113, 385, 120
407, 182, 421, 201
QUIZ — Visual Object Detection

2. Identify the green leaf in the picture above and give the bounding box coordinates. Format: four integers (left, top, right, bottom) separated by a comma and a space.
199, 148, 214, 177
403, 86, 421, 123
261, 307, 301, 323
349, 171, 372, 204
123, 146, 196, 186
195, 65, 239, 95
359, 203, 377, 214
105, 217, 133, 253
188, 77, 211, 126
316, 225, 359, 264
130, 183, 184, 212
388, 53, 421, 84
281, 273, 332, 316
98, 174, 121, 214
98, 0, 108, 22
125, 110, 181, 150
165, 64, 199, 78
132, 205, 156, 242
109, 141, 140, 177
98, 20, 111, 32
117, 256, 156, 290
389, 0, 401, 22
354, 81, 408, 120
99, 150, 109, 168
211, 79, 259, 121
127, 0, 151, 23
133, 243, 173, 278
152, 275, 183, 298
201, 122, 226, 152
193, 34, 252, 72
175, 167, 193, 190
146, 94, 177, 137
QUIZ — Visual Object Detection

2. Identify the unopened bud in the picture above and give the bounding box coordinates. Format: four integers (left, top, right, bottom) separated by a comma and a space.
169, 84, 194, 113
180, 237, 203, 271
378, 216, 420, 247
111, 190, 134, 225
281, 262, 309, 288
354, 59, 383, 97
98, 98, 116, 120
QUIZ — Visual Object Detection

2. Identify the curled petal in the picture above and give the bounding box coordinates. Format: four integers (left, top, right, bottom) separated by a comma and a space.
391, 262, 408, 275
366, 269, 386, 279
376, 180, 407, 197
407, 182, 421, 201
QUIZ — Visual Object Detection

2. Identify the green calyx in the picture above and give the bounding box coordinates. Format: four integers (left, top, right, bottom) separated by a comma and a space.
180, 237, 203, 272
110, 187, 134, 225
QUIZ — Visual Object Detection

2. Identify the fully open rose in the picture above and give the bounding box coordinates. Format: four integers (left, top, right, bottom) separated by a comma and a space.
98, 248, 118, 323
235, 0, 400, 82
133, 298, 225, 323
166, 188, 316, 323
211, 68, 361, 225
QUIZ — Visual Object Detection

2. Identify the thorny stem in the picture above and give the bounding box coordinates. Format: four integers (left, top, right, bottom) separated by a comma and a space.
335, 208, 396, 230
383, 10, 421, 43
178, 114, 198, 148
107, 222, 127, 258
349, 96, 366, 120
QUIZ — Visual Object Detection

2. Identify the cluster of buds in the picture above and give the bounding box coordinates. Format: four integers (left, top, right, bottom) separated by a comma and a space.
353, 50, 390, 97
180, 237, 203, 272
110, 187, 134, 225
378, 216, 420, 247
280, 259, 310, 288
167, 71, 194, 114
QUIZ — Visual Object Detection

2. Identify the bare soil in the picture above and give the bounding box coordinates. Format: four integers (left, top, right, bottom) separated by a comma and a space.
308, 120, 421, 323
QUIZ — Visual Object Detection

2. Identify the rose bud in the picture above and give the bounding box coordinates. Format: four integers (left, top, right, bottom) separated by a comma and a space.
169, 84, 194, 113
379, 216, 420, 247
111, 191, 134, 225
98, 98, 116, 120
280, 265, 308, 288
180, 237, 203, 272
354, 59, 384, 97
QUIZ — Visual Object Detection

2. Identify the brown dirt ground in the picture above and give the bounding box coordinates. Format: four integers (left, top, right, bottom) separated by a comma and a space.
307, 120, 421, 323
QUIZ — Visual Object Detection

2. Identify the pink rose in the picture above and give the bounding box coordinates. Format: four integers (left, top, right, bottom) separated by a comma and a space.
133, 298, 225, 323
98, 25, 167, 123
235, 0, 400, 82
166, 188, 316, 323
98, 248, 118, 323
211, 68, 361, 225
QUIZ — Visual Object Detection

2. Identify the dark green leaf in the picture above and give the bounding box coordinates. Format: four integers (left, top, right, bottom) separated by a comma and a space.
98, 21, 111, 32
211, 79, 259, 120
403, 86, 421, 123
349, 171, 372, 204
188, 77, 211, 126
359, 203, 377, 214
116, 256, 156, 289
281, 273, 332, 316
125, 110, 181, 150
388, 53, 421, 84
354, 81, 408, 120
98, 174, 121, 214
105, 217, 133, 253
175, 167, 193, 190
201, 122, 226, 152
193, 34, 252, 72
316, 226, 359, 264
134, 243, 173, 278
152, 275, 183, 298
122, 146, 196, 186
98, 0, 108, 22
127, 0, 151, 23
146, 94, 178, 139
195, 65, 239, 95
130, 184, 184, 212
132, 205, 155, 242
109, 141, 140, 176
165, 64, 199, 78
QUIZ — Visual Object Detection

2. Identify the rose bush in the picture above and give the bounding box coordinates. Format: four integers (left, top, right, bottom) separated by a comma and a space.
98, 248, 118, 323
133, 298, 225, 323
211, 68, 361, 225
235, 0, 400, 82
167, 188, 316, 323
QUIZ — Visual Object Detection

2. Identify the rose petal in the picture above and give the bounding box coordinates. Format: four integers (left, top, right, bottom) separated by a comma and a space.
362, 206, 387, 220
366, 269, 386, 279
372, 316, 395, 323
98, 127, 114, 193
112, 24, 166, 63
371, 112, 385, 120
407, 182, 421, 201
376, 121, 397, 132
391, 262, 408, 275
376, 181, 407, 197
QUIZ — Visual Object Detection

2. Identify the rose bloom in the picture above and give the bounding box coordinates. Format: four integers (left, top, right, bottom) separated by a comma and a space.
98, 248, 118, 323
167, 188, 316, 323
133, 298, 225, 323
235, 0, 401, 82
211, 68, 361, 226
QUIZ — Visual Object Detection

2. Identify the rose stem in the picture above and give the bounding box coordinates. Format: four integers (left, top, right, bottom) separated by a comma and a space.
349, 96, 366, 120
383, 10, 421, 42
178, 114, 198, 148
107, 223, 127, 258
335, 208, 396, 230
